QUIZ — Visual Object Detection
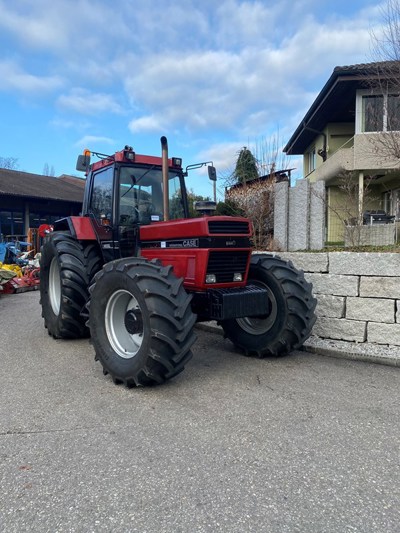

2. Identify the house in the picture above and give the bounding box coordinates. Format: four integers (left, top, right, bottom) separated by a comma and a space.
0, 168, 85, 241
284, 61, 400, 244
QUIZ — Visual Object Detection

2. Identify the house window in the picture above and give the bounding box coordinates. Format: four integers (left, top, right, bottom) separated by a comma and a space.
383, 189, 400, 219
306, 147, 316, 174
362, 95, 384, 132
361, 93, 400, 132
387, 94, 400, 131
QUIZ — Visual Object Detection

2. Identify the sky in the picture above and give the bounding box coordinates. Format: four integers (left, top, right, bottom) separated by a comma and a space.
0, 0, 387, 199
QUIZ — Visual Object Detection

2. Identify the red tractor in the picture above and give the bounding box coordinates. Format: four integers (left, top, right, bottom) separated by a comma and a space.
39, 137, 316, 386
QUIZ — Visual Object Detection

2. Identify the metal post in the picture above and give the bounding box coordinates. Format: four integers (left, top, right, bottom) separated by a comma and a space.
358, 171, 364, 225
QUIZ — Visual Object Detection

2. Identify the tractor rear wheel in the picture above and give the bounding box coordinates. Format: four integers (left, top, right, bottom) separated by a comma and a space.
87, 258, 197, 387
40, 232, 102, 339
220, 254, 316, 357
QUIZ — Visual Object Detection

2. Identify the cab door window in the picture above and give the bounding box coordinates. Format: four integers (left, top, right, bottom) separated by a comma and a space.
91, 167, 114, 224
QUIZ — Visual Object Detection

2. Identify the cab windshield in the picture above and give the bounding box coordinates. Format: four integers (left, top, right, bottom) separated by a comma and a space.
118, 165, 186, 224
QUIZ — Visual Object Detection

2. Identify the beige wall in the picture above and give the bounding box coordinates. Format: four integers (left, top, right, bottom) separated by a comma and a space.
353, 133, 400, 171
326, 123, 354, 154
326, 187, 352, 242
326, 185, 384, 242
304, 123, 354, 181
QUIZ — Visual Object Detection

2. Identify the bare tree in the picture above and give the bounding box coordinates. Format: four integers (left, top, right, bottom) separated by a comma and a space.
226, 179, 274, 250
0, 157, 19, 170
222, 133, 292, 249
223, 132, 291, 187
366, 0, 400, 162
43, 163, 55, 176
371, 0, 400, 61
253, 133, 291, 179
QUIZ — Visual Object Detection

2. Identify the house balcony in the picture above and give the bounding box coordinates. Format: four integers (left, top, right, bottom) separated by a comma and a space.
311, 144, 354, 182
310, 133, 400, 183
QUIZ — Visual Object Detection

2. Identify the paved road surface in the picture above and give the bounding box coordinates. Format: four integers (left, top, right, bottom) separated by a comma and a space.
0, 291, 399, 532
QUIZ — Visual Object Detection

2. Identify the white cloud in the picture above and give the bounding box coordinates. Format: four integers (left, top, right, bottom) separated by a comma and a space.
115, 4, 376, 140
57, 88, 124, 115
0, 0, 131, 56
0, 59, 63, 93
196, 140, 245, 175
129, 115, 165, 133
0, 0, 385, 179
215, 0, 282, 49
75, 135, 115, 148
0, 1, 68, 50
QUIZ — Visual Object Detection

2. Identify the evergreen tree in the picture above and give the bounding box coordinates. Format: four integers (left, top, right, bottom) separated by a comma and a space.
233, 147, 258, 184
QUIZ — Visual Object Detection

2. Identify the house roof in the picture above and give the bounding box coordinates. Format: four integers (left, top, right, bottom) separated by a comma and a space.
226, 169, 293, 192
0, 168, 85, 203
283, 61, 400, 155
58, 174, 86, 189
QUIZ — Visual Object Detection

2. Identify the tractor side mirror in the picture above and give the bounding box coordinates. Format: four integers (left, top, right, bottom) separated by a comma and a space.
208, 166, 217, 181
194, 200, 217, 215
76, 154, 91, 172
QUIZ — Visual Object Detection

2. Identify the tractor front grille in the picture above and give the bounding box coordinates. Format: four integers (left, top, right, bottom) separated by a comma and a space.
208, 220, 250, 234
207, 251, 249, 283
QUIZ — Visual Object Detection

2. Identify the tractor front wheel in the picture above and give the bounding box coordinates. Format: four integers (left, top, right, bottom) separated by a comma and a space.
87, 258, 197, 387
220, 254, 317, 357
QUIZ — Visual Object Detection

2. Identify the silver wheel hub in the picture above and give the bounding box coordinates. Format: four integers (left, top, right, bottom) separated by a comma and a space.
49, 257, 61, 315
105, 290, 143, 359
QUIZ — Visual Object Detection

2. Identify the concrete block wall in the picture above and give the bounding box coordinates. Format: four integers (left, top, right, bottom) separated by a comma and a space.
288, 179, 309, 251
277, 251, 400, 347
274, 179, 325, 251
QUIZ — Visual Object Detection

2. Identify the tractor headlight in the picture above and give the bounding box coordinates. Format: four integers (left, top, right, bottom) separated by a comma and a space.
233, 273, 242, 282
205, 274, 217, 284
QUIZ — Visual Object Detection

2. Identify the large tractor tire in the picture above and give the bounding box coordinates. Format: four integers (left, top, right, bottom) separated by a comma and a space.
40, 232, 102, 339
86, 257, 197, 387
220, 254, 317, 357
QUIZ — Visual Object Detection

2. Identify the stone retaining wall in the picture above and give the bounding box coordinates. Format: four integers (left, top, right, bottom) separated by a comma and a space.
276, 251, 400, 347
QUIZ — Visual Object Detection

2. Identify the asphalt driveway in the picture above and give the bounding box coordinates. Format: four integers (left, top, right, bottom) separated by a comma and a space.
0, 291, 399, 532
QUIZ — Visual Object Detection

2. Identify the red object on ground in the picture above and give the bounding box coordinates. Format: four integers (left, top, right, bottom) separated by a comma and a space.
1, 268, 40, 294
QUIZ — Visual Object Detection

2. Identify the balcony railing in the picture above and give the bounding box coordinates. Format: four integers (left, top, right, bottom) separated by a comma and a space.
310, 137, 355, 182
309, 133, 400, 182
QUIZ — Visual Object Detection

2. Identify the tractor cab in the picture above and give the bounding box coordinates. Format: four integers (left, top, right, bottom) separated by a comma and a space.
74, 140, 216, 261
78, 145, 188, 222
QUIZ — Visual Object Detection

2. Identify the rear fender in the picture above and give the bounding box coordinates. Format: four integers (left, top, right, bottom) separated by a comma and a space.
54, 216, 97, 240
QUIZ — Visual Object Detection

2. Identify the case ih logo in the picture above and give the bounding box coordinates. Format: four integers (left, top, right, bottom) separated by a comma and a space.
182, 239, 199, 247
161, 239, 199, 248
225, 240, 236, 246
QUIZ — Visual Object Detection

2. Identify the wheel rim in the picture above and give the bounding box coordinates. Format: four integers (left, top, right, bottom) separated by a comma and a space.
105, 290, 144, 359
236, 281, 278, 335
49, 257, 61, 315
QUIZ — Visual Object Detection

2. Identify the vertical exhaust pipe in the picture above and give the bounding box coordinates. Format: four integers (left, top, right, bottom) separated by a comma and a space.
161, 136, 169, 221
